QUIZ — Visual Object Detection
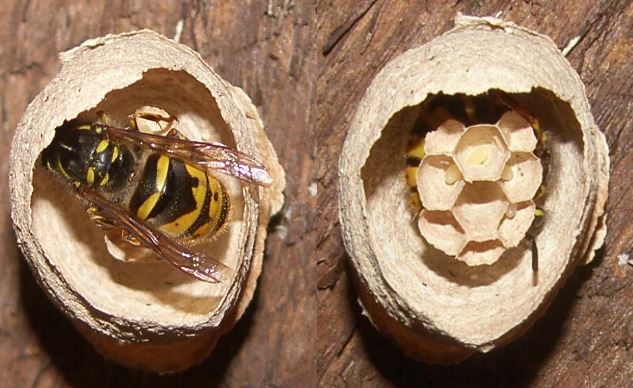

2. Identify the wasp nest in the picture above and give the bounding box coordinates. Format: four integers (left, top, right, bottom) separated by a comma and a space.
418, 111, 543, 266
339, 15, 609, 363
9, 30, 284, 373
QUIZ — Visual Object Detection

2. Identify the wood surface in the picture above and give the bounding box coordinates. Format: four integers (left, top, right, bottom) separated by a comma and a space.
317, 0, 633, 387
0, 0, 315, 386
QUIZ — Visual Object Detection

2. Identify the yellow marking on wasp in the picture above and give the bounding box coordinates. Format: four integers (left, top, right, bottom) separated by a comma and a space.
77, 125, 91, 131
161, 165, 207, 237
207, 178, 227, 233
405, 167, 418, 188
74, 181, 81, 188
407, 137, 426, 159
56, 158, 71, 179
100, 172, 109, 187
535, 208, 545, 217
405, 137, 425, 192
190, 180, 229, 239
86, 167, 95, 184
137, 193, 160, 220
96, 139, 109, 153
136, 155, 170, 220
111, 146, 120, 162
155, 155, 169, 191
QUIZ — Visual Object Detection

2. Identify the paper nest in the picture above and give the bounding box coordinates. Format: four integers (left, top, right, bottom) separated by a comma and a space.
416, 111, 543, 266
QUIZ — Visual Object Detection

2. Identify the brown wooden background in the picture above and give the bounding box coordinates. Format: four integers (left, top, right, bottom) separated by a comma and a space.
317, 0, 633, 387
0, 0, 315, 386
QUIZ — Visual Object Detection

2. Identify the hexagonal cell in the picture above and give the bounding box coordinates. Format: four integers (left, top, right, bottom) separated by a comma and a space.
453, 182, 508, 242
500, 153, 543, 203
453, 125, 510, 182
497, 110, 538, 152
499, 201, 536, 248
458, 240, 506, 266
424, 119, 465, 155
418, 210, 467, 256
417, 155, 465, 211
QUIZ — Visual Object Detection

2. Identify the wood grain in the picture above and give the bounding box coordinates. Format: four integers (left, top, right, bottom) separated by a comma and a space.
317, 0, 633, 387
0, 0, 315, 386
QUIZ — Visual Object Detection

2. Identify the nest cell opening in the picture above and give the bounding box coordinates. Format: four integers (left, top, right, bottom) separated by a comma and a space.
454, 125, 510, 182
417, 155, 465, 210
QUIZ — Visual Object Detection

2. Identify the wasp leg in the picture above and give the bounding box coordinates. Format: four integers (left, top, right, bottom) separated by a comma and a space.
128, 111, 178, 133
166, 127, 187, 139
117, 228, 142, 246
87, 206, 116, 230
527, 233, 539, 286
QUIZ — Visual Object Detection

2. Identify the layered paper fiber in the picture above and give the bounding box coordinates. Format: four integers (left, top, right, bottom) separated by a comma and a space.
339, 15, 609, 363
9, 30, 285, 373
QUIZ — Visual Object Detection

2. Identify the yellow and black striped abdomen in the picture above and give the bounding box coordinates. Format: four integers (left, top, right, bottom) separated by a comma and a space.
129, 153, 230, 241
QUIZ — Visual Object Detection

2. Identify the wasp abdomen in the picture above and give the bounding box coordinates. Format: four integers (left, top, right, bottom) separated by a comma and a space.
129, 153, 229, 241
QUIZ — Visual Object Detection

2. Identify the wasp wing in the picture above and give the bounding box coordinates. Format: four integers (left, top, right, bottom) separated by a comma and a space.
105, 126, 272, 187
82, 190, 232, 283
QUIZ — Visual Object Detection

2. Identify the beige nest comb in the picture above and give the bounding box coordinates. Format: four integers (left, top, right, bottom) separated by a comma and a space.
339, 15, 609, 363
9, 30, 284, 373
418, 111, 543, 266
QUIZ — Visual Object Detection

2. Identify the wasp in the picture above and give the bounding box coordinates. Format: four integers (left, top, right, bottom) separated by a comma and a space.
41, 110, 272, 283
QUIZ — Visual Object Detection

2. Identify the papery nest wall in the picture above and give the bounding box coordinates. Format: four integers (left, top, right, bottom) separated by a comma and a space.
31, 69, 245, 322
340, 15, 609, 363
10, 30, 285, 373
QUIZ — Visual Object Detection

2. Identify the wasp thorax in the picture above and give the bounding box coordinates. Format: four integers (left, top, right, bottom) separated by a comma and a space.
416, 109, 543, 266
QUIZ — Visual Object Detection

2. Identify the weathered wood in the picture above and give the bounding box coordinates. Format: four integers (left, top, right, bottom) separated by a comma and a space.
0, 0, 315, 386
318, 0, 632, 386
